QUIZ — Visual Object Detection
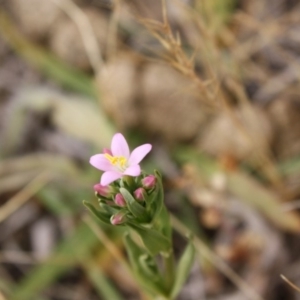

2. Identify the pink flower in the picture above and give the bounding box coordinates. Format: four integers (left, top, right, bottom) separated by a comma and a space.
90, 133, 152, 186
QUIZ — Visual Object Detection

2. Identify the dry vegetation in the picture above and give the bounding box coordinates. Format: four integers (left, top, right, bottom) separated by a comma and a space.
0, 0, 300, 299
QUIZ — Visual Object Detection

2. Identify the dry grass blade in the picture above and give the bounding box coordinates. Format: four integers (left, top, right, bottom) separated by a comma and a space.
136, 7, 217, 109
0, 10, 96, 98
131, 2, 282, 188
227, 171, 300, 232
171, 214, 265, 300
0, 291, 7, 300
0, 172, 52, 224
282, 200, 300, 212
0, 154, 78, 177
83, 215, 129, 268
51, 0, 103, 74
0, 170, 42, 195
106, 0, 120, 60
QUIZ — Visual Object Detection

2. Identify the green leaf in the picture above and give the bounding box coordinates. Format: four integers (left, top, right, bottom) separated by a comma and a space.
127, 223, 171, 256
123, 233, 166, 296
139, 254, 161, 281
123, 232, 145, 272
170, 240, 195, 299
146, 172, 172, 239
99, 202, 119, 215
38, 187, 75, 216
148, 171, 164, 223
120, 188, 150, 223
83, 201, 111, 225
154, 205, 172, 240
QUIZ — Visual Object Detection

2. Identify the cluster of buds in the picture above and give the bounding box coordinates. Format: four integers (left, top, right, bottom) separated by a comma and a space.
87, 174, 158, 226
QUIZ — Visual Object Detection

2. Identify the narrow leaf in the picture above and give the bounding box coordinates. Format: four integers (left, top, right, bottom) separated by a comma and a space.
123, 233, 166, 295
149, 171, 164, 223
139, 254, 161, 281
83, 201, 111, 225
120, 188, 150, 222
127, 223, 171, 256
82, 259, 123, 300
175, 147, 300, 233
228, 172, 300, 232
99, 203, 119, 215
170, 240, 195, 299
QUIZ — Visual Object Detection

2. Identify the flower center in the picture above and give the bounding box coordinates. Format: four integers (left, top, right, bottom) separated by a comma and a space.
104, 154, 128, 172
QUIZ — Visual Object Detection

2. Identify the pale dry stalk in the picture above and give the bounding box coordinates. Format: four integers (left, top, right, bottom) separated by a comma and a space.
281, 275, 300, 293
51, 0, 103, 74
106, 0, 121, 60
138, 15, 217, 110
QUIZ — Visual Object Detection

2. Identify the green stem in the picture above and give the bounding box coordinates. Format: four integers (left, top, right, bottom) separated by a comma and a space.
155, 296, 171, 300
123, 175, 134, 188
163, 249, 175, 295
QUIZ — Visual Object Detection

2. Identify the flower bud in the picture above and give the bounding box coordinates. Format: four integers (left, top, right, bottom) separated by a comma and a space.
110, 212, 126, 225
93, 184, 113, 198
115, 193, 126, 207
103, 148, 112, 155
142, 175, 156, 189
134, 188, 146, 201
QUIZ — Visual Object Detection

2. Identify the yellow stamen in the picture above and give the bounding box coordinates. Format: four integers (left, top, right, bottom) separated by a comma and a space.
104, 153, 128, 170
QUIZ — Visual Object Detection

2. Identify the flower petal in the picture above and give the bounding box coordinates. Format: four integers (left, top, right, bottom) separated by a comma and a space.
124, 165, 141, 176
90, 154, 113, 171
129, 144, 152, 165
111, 133, 130, 158
101, 171, 122, 186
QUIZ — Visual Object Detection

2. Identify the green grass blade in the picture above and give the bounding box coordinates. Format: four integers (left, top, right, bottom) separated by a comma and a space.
0, 11, 97, 98
10, 222, 99, 300
175, 147, 300, 232
82, 260, 124, 300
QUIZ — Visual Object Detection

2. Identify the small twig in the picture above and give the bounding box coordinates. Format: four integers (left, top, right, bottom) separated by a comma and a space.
281, 275, 300, 293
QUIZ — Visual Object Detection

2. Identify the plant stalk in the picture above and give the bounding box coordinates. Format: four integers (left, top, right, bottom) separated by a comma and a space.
163, 249, 175, 295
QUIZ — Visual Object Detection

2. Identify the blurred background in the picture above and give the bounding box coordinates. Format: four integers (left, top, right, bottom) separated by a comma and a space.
0, 0, 300, 299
